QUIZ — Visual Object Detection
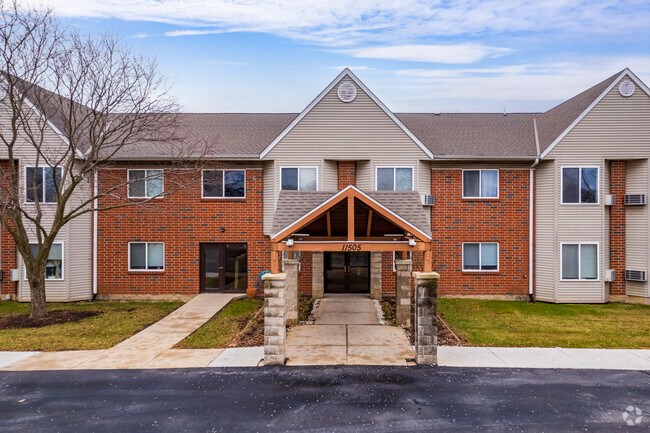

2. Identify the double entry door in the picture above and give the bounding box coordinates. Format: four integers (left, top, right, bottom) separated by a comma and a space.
324, 252, 370, 293
200, 243, 247, 292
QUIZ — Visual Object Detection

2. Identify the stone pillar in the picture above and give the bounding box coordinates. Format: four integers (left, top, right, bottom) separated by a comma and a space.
312, 252, 324, 299
413, 272, 440, 366
283, 259, 299, 326
395, 259, 412, 326
370, 252, 382, 300
263, 273, 286, 365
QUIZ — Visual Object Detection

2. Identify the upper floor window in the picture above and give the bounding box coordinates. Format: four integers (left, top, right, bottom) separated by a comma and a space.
27, 243, 64, 280
562, 167, 598, 204
129, 242, 164, 271
463, 242, 498, 271
463, 169, 498, 198
281, 167, 317, 191
202, 170, 245, 198
128, 169, 164, 198
561, 243, 598, 280
25, 166, 61, 203
376, 167, 413, 191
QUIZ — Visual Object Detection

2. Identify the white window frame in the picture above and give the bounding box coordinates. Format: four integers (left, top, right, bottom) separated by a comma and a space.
201, 169, 246, 199
24, 242, 64, 281
560, 166, 600, 205
280, 166, 319, 191
461, 169, 499, 199
128, 242, 165, 272
127, 169, 165, 199
560, 242, 600, 281
392, 251, 412, 272
24, 165, 62, 204
375, 166, 414, 191
462, 242, 499, 272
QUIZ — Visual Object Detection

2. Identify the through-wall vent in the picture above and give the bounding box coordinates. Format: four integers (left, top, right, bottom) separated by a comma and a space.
422, 195, 436, 206
625, 269, 647, 282
624, 194, 646, 205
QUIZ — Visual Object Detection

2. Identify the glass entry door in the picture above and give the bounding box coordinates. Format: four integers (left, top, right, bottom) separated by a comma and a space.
200, 243, 247, 292
324, 252, 370, 293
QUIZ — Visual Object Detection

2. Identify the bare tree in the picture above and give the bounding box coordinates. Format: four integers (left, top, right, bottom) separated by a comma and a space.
0, 1, 204, 317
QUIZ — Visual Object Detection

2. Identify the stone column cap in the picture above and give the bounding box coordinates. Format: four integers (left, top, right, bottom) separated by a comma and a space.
262, 272, 287, 280
413, 271, 440, 279
282, 259, 300, 265
395, 259, 413, 265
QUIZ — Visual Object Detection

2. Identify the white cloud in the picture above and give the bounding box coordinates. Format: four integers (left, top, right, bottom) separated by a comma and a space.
345, 44, 512, 64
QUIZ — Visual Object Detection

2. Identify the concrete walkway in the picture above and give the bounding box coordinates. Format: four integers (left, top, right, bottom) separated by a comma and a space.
2, 294, 240, 370
285, 294, 415, 366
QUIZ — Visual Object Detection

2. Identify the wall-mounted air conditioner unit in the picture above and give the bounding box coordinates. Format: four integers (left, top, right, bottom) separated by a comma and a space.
604, 195, 616, 206
422, 195, 436, 206
604, 269, 615, 282
624, 194, 646, 205
625, 269, 647, 281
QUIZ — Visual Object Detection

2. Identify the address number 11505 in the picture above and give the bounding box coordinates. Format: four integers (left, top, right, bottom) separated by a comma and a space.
341, 244, 362, 251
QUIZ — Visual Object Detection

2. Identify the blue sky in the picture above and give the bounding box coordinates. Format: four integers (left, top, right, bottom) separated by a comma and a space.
42, 0, 650, 113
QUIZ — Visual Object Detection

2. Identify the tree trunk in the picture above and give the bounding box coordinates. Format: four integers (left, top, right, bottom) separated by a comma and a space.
29, 274, 48, 318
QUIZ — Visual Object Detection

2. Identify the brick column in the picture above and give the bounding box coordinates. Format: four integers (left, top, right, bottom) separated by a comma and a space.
311, 252, 324, 299
609, 161, 626, 296
283, 259, 299, 326
337, 161, 356, 190
395, 259, 412, 326
263, 272, 286, 365
413, 272, 439, 366
370, 252, 382, 300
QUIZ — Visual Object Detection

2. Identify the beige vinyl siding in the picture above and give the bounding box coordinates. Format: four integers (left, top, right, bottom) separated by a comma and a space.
625, 159, 649, 297
263, 76, 430, 232
534, 160, 556, 301
263, 161, 277, 235
541, 74, 650, 302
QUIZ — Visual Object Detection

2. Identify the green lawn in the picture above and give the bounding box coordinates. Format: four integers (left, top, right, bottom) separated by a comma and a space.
176, 298, 262, 349
0, 301, 182, 351
439, 299, 650, 349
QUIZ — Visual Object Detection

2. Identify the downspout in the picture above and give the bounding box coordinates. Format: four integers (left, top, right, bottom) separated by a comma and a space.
529, 119, 541, 302
92, 169, 98, 300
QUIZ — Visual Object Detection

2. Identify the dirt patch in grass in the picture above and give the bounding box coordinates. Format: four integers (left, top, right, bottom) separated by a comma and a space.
176, 298, 263, 349
0, 310, 101, 330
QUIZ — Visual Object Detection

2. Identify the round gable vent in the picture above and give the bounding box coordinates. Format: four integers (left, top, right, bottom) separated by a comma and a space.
337, 82, 357, 102
619, 80, 635, 97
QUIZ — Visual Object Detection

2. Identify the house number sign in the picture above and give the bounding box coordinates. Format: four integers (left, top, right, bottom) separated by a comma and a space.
341, 244, 362, 251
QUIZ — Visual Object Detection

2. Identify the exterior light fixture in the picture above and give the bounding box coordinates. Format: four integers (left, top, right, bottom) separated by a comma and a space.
408, 239, 416, 247
286, 238, 294, 247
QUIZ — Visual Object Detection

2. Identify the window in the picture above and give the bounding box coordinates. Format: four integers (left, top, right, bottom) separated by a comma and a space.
376, 167, 413, 191
462, 170, 498, 198
25, 166, 62, 203
281, 167, 317, 191
202, 170, 245, 198
128, 169, 164, 198
463, 243, 498, 271
562, 167, 598, 204
393, 251, 412, 271
129, 242, 164, 271
561, 243, 598, 280
27, 243, 63, 280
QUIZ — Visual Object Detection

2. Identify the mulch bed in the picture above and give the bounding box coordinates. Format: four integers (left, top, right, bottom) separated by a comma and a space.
0, 310, 100, 330
228, 305, 264, 347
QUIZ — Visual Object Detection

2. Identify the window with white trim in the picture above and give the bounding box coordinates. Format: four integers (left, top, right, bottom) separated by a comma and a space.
129, 242, 164, 271
128, 169, 164, 198
393, 251, 412, 271
202, 170, 245, 198
376, 167, 413, 191
562, 167, 598, 204
463, 242, 498, 271
561, 243, 598, 280
462, 169, 498, 198
27, 243, 63, 280
25, 166, 62, 203
281, 167, 317, 191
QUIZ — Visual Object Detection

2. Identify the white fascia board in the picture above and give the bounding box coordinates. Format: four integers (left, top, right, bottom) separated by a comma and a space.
540, 68, 647, 159
260, 68, 433, 160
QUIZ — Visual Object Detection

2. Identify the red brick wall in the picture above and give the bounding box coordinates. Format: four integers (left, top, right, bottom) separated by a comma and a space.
430, 168, 530, 296
337, 161, 356, 190
609, 161, 626, 296
97, 167, 270, 295
298, 251, 312, 296
0, 160, 17, 297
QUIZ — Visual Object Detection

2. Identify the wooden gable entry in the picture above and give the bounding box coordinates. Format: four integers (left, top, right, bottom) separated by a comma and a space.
270, 186, 432, 273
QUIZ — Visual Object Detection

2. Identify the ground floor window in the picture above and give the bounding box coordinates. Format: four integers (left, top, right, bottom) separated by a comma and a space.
201, 243, 247, 292
463, 242, 498, 271
561, 243, 598, 280
27, 243, 63, 280
129, 242, 164, 271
